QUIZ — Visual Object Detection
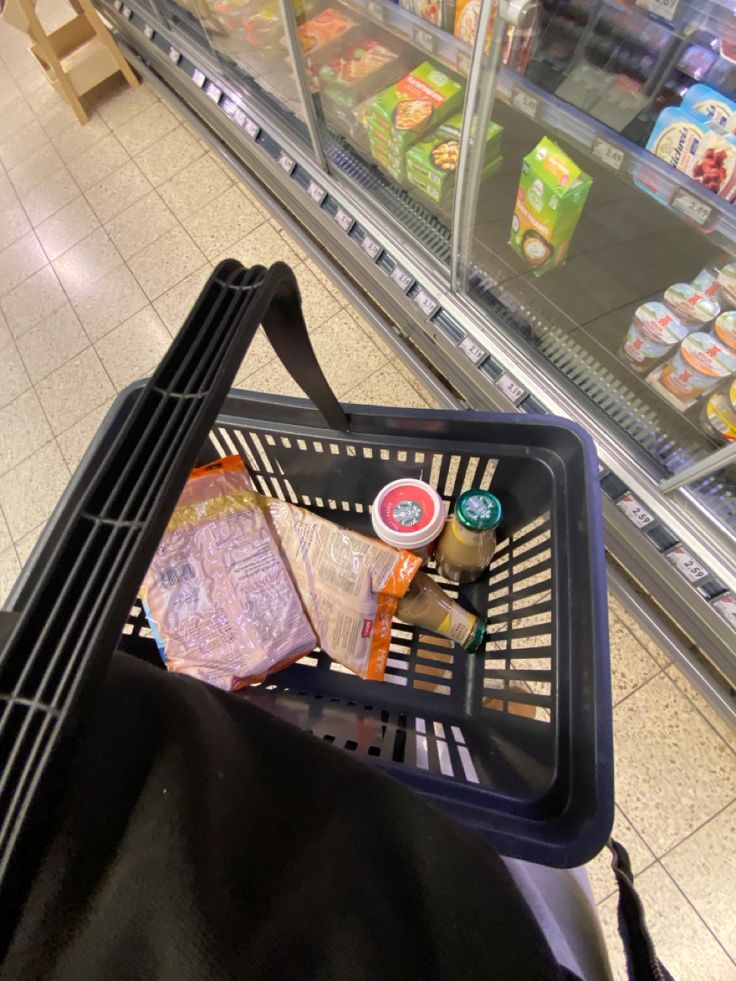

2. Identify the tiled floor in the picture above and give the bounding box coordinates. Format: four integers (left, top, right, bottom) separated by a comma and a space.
1, 5, 736, 978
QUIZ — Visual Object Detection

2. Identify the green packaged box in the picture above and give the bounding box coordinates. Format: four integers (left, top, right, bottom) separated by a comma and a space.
366, 62, 465, 150
508, 137, 592, 277
405, 113, 502, 195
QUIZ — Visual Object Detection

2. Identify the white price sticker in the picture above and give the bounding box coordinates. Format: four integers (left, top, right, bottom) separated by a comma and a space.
458, 336, 488, 367
712, 593, 736, 629
121, 4, 132, 17
390, 265, 413, 292
243, 116, 260, 139
192, 69, 206, 88
169, 46, 181, 64
307, 180, 326, 205
456, 48, 471, 75
414, 288, 438, 318
204, 81, 221, 103
278, 151, 295, 175
360, 235, 381, 261
671, 188, 712, 226
592, 136, 624, 172
616, 492, 655, 529
231, 107, 246, 127
495, 371, 527, 402
113, 0, 121, 9
636, 0, 679, 21
666, 546, 708, 584
367, 0, 386, 21
143, 23, 154, 37
334, 208, 354, 232
413, 25, 437, 54
512, 86, 537, 120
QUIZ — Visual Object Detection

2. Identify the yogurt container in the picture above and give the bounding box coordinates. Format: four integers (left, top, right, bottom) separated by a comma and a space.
713, 310, 736, 352
717, 262, 736, 305
660, 332, 736, 400
619, 301, 688, 373
371, 478, 446, 561
691, 264, 721, 299
701, 379, 736, 443
663, 282, 720, 326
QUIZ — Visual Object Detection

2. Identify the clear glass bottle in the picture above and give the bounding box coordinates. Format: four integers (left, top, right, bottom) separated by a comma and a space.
397, 572, 486, 652
435, 490, 502, 584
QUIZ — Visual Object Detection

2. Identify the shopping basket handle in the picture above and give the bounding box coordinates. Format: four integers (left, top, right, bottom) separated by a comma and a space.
258, 262, 349, 433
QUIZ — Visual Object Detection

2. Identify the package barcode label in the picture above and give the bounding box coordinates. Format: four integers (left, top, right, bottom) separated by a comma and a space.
160, 561, 196, 589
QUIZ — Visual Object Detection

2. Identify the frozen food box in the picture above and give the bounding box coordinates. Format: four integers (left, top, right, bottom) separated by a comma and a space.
453, 0, 498, 46
400, 0, 455, 31
645, 106, 736, 200
508, 137, 592, 276
297, 7, 358, 58
681, 83, 736, 133
408, 157, 502, 212
319, 36, 414, 107
366, 62, 465, 150
405, 113, 503, 198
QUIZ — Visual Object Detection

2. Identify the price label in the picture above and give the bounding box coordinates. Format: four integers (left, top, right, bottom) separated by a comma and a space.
278, 151, 295, 175
204, 81, 221, 103
307, 180, 326, 205
121, 4, 132, 17
413, 24, 437, 54
414, 288, 438, 318
390, 265, 413, 292
512, 86, 537, 120
666, 546, 708, 584
367, 0, 386, 21
360, 235, 382, 261
169, 46, 181, 64
712, 593, 736, 628
592, 136, 624, 172
192, 68, 206, 88
496, 371, 527, 402
243, 116, 260, 140
113, 0, 121, 9
334, 207, 354, 232
616, 492, 655, 529
143, 23, 154, 37
671, 188, 712, 227
456, 48, 471, 75
636, 0, 679, 22
457, 335, 487, 367
224, 102, 245, 126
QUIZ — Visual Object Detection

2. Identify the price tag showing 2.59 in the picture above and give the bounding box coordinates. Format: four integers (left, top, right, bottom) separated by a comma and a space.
459, 336, 488, 367
672, 188, 712, 227
616, 492, 655, 529
511, 86, 537, 120
712, 593, 736, 629
278, 151, 295, 175
413, 24, 437, 54
666, 546, 708, 584
592, 136, 624, 172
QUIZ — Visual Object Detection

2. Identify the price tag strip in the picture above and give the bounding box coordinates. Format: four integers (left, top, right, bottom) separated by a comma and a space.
616, 492, 655, 529
511, 86, 537, 120
671, 188, 713, 227
360, 235, 381, 261
334, 207, 354, 233
390, 265, 413, 293
278, 151, 295, 175
591, 136, 625, 172
307, 180, 326, 205
666, 546, 709, 584
459, 335, 488, 367
414, 288, 438, 319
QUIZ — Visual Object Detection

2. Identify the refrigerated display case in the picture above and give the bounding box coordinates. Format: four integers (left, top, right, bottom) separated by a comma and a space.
94, 0, 736, 716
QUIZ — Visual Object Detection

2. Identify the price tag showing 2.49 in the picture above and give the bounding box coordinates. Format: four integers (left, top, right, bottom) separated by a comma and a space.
511, 86, 537, 120
616, 492, 655, 529
666, 546, 708, 584
592, 136, 624, 172
672, 188, 712, 227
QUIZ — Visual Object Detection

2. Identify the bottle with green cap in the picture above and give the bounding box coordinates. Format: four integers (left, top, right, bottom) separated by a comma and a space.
435, 489, 502, 584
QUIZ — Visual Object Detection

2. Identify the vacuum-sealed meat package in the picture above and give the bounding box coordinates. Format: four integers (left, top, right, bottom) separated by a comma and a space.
140, 457, 317, 691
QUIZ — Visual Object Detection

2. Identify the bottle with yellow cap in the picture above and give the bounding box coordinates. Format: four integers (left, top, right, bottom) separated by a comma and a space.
435, 489, 502, 584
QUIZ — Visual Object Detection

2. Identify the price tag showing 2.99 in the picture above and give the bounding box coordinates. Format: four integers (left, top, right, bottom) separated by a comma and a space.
511, 86, 537, 120
666, 546, 708, 584
672, 188, 712, 226
616, 492, 655, 529
592, 136, 624, 172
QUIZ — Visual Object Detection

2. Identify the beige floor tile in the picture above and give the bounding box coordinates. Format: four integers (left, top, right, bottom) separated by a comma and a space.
607, 594, 668, 667
16, 64, 47, 98
115, 101, 179, 157
239, 356, 309, 399
95, 79, 158, 130
16, 303, 89, 384
19, 166, 79, 226
0, 388, 53, 477
15, 521, 45, 566
36, 98, 77, 139
56, 398, 114, 472
0, 118, 47, 171
0, 339, 31, 411
291, 261, 342, 330
158, 153, 233, 221
344, 364, 433, 408
0, 199, 31, 252
395, 362, 443, 409
182, 185, 264, 260
303, 257, 345, 300
614, 673, 736, 856
663, 801, 736, 960
35, 195, 100, 261
104, 189, 177, 262
52, 227, 121, 296
608, 614, 661, 705
0, 440, 69, 540
152, 263, 212, 335
234, 328, 281, 388
0, 95, 33, 139
35, 347, 115, 434
0, 508, 11, 555
0, 231, 47, 296
598, 864, 735, 981
127, 225, 207, 301
1, 264, 67, 338
310, 309, 387, 398
666, 665, 736, 753
216, 220, 300, 270
0, 169, 16, 212
0, 546, 21, 605
85, 159, 152, 224
95, 306, 171, 389
0, 309, 9, 349
67, 134, 131, 193
135, 125, 206, 187
52, 115, 110, 163
585, 806, 655, 906
273, 223, 308, 262
8, 143, 65, 197
72, 264, 148, 342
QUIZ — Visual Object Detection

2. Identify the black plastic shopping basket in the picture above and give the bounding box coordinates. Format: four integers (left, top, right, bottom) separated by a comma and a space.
0, 261, 613, 897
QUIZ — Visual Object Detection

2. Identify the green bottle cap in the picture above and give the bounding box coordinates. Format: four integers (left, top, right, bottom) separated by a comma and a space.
455, 490, 502, 531
467, 617, 487, 654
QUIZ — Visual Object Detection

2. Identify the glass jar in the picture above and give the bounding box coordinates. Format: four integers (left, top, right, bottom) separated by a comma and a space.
435, 489, 502, 584
371, 478, 446, 562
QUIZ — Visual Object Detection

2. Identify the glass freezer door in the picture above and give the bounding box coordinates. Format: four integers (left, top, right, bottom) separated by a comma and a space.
455, 0, 736, 556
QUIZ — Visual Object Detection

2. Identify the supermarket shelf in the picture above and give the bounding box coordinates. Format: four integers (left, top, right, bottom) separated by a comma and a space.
636, 0, 736, 45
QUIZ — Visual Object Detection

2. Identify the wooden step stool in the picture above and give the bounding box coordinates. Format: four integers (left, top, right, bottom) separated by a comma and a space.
1, 0, 139, 124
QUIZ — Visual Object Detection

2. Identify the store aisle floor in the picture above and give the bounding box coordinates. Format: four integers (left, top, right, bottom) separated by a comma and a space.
1, 4, 736, 977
